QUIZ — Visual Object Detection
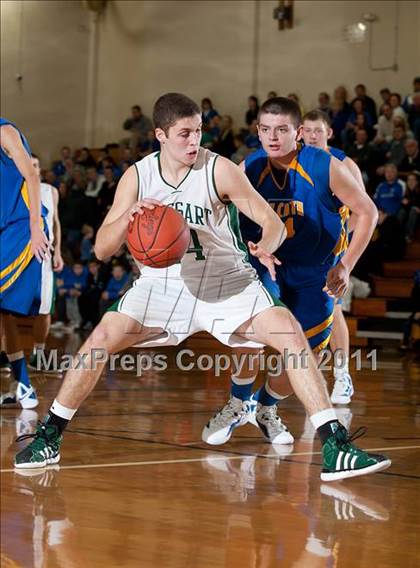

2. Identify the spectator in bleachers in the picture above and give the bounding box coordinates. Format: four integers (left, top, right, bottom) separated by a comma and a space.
230, 133, 252, 164
245, 119, 260, 149
407, 92, 420, 142
267, 91, 278, 99
213, 115, 235, 158
139, 129, 160, 158
78, 259, 106, 330
343, 110, 374, 148
398, 173, 420, 243
207, 115, 221, 144
334, 86, 352, 112
108, 246, 132, 276
61, 158, 75, 185
389, 93, 407, 123
287, 93, 305, 115
98, 166, 118, 219
85, 166, 105, 198
331, 95, 351, 147
76, 147, 97, 170
373, 103, 394, 144
318, 92, 332, 118
99, 264, 128, 315
44, 169, 59, 189
346, 129, 373, 184
381, 124, 408, 170
55, 262, 88, 328
352, 84, 377, 123
400, 270, 420, 352
119, 147, 135, 169
373, 163, 405, 216
122, 105, 153, 148
59, 169, 88, 256
201, 98, 219, 126
402, 76, 420, 112
379, 88, 391, 110
245, 96, 259, 127
399, 139, 420, 178
52, 146, 72, 178
80, 224, 95, 263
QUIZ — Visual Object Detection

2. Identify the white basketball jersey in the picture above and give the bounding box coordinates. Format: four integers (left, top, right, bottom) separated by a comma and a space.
134, 148, 256, 281
40, 182, 55, 244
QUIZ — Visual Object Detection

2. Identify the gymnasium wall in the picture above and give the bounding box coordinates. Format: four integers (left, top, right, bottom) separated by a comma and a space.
1, 0, 419, 161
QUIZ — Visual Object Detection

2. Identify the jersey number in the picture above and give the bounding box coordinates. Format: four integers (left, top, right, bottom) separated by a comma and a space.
186, 229, 205, 260
285, 217, 295, 239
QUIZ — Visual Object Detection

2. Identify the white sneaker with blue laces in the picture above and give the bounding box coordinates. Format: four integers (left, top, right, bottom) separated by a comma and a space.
331, 373, 354, 405
202, 396, 255, 445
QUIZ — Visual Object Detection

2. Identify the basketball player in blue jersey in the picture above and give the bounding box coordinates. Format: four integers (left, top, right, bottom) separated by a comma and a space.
203, 97, 377, 447
0, 118, 50, 408
301, 110, 366, 405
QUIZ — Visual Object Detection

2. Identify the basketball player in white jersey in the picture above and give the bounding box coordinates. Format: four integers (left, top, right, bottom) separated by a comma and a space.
15, 93, 390, 481
29, 155, 64, 371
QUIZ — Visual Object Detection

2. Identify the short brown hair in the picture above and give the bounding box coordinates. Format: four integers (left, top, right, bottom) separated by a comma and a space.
258, 97, 301, 128
153, 93, 200, 134
303, 109, 331, 127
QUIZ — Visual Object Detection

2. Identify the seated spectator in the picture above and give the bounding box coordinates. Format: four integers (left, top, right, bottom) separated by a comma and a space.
59, 169, 88, 256
373, 103, 394, 144
231, 133, 252, 164
52, 146, 72, 178
80, 224, 95, 263
99, 264, 129, 314
398, 173, 420, 243
399, 139, 420, 178
55, 262, 88, 328
207, 115, 221, 142
343, 112, 374, 148
267, 91, 278, 99
389, 93, 407, 123
78, 259, 107, 329
379, 87, 391, 111
107, 246, 132, 275
407, 92, 420, 142
213, 115, 235, 158
386, 125, 408, 169
333, 86, 352, 113
122, 105, 153, 148
346, 129, 373, 183
352, 84, 377, 123
98, 166, 118, 218
201, 98, 219, 126
245, 96, 259, 127
373, 163, 405, 216
61, 158, 75, 185
331, 95, 351, 147
75, 147, 97, 170
245, 119, 260, 149
44, 169, 59, 188
353, 208, 406, 282
402, 76, 420, 112
85, 166, 105, 198
138, 129, 160, 158
318, 92, 332, 118
119, 147, 135, 170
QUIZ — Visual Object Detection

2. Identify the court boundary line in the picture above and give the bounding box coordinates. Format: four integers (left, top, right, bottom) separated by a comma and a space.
1, 444, 419, 474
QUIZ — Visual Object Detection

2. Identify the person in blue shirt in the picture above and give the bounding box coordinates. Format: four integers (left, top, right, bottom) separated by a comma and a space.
373, 164, 405, 216
0, 118, 49, 409
99, 264, 128, 314
204, 98, 378, 446
301, 110, 367, 406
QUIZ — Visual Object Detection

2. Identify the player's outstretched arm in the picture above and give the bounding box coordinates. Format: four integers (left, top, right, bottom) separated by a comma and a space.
214, 156, 286, 278
330, 156, 378, 272
0, 124, 49, 262
95, 165, 161, 260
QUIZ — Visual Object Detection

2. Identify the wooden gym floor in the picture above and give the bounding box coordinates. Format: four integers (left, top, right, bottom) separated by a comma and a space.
1, 333, 419, 568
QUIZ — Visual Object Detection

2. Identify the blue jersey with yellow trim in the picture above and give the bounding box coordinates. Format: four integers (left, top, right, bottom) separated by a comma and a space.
0, 118, 39, 230
241, 144, 345, 266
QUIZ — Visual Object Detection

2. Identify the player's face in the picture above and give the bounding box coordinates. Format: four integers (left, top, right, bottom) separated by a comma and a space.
257, 113, 300, 158
157, 114, 202, 166
301, 120, 332, 149
31, 157, 41, 179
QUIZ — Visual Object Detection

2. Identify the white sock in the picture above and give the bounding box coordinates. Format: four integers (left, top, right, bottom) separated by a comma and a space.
310, 408, 337, 430
7, 351, 24, 362
50, 399, 77, 420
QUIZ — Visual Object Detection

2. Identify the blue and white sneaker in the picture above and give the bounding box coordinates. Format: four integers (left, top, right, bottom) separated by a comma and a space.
0, 381, 38, 409
202, 396, 254, 445
248, 395, 294, 445
331, 373, 354, 405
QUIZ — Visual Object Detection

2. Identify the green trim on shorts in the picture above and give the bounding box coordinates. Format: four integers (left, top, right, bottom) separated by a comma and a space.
107, 298, 121, 313
260, 283, 286, 308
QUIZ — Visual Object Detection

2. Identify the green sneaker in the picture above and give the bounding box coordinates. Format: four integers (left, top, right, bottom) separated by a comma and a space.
15, 422, 62, 469
321, 425, 391, 481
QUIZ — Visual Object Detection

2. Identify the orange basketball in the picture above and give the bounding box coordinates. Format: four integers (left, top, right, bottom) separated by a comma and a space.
127, 205, 190, 268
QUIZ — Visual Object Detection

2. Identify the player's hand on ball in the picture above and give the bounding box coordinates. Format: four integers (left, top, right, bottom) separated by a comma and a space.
248, 241, 281, 281
30, 223, 51, 262
323, 261, 349, 298
126, 199, 163, 223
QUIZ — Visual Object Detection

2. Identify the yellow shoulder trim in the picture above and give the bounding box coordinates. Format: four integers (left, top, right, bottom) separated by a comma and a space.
289, 158, 314, 187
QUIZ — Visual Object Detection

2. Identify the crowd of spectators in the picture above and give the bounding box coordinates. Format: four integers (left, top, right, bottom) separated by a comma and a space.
40, 77, 420, 330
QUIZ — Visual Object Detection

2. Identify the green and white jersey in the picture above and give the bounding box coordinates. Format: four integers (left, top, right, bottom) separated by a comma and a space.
40, 182, 55, 244
134, 148, 257, 282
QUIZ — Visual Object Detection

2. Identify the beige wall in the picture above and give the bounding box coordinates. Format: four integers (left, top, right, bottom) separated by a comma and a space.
0, 0, 89, 164
1, 0, 419, 160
